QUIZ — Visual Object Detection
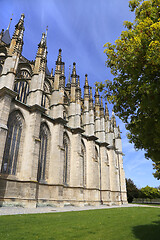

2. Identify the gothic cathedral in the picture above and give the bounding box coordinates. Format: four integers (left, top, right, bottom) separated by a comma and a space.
0, 14, 127, 207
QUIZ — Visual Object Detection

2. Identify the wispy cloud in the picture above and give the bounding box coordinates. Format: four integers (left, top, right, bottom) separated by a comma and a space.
0, 0, 159, 188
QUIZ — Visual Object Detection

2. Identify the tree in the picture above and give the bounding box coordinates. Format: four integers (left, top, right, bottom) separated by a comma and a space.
97, 0, 160, 179
140, 185, 160, 199
126, 178, 140, 202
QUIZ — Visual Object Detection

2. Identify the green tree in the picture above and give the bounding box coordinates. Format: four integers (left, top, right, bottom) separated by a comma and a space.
126, 178, 140, 202
140, 185, 160, 199
97, 0, 160, 178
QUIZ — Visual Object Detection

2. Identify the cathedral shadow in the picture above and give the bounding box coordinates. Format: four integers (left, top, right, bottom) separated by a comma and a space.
132, 217, 160, 240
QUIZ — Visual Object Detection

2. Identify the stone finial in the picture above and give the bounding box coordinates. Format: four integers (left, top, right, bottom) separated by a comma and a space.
85, 74, 89, 86
77, 75, 80, 88
71, 63, 77, 102
105, 102, 109, 121
100, 97, 104, 118
57, 48, 62, 63
117, 125, 121, 138
59, 62, 65, 90
71, 62, 76, 78
84, 74, 89, 100
21, 13, 25, 20
39, 32, 46, 46
89, 87, 94, 110
76, 75, 81, 101
95, 87, 100, 106
111, 111, 116, 127
51, 68, 53, 77
66, 65, 71, 87
45, 26, 48, 40
94, 88, 100, 117
9, 14, 25, 55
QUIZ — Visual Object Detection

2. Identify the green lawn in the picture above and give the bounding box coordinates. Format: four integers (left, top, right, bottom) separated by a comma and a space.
0, 207, 160, 240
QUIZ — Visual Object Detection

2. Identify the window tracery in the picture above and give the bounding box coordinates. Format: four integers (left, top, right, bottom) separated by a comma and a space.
1, 111, 23, 175
81, 140, 86, 187
37, 123, 49, 182
63, 133, 70, 185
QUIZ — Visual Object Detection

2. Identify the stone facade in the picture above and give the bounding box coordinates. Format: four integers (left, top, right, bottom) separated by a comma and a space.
0, 14, 127, 208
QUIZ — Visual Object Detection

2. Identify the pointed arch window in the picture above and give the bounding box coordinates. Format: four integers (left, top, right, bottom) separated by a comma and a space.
63, 133, 70, 185
14, 80, 29, 104
37, 123, 49, 182
81, 140, 86, 187
1, 111, 23, 175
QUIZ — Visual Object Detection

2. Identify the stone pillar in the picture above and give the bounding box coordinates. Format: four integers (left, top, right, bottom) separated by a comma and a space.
0, 88, 17, 169
99, 144, 111, 204
19, 106, 45, 181
48, 123, 65, 185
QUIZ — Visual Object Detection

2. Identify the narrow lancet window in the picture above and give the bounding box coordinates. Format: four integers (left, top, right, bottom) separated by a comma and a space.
63, 133, 70, 184
37, 123, 49, 182
81, 140, 86, 187
1, 112, 23, 175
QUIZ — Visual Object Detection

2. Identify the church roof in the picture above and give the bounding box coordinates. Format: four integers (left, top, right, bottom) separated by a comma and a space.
46, 65, 50, 76
1, 29, 11, 45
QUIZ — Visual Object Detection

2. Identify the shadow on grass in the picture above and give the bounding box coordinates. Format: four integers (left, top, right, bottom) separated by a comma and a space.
132, 219, 160, 240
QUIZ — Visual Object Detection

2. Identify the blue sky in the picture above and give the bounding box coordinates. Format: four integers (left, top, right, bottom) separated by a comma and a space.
0, 0, 159, 188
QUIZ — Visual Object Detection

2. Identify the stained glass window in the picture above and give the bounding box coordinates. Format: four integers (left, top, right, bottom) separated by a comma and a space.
37, 123, 49, 182
63, 133, 70, 184
1, 112, 23, 175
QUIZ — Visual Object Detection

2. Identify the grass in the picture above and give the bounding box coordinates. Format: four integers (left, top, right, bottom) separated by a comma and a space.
0, 207, 160, 240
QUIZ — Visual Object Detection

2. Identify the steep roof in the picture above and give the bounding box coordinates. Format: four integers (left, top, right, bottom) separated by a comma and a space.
1, 29, 11, 45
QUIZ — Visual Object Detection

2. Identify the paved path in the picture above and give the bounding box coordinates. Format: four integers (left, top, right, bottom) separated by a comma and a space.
0, 204, 160, 216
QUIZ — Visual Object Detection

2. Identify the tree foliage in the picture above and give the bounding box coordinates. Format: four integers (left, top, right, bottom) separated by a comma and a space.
126, 178, 140, 202
98, 0, 160, 179
140, 185, 160, 198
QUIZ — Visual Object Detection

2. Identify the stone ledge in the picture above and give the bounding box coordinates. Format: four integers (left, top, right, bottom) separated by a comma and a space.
0, 87, 17, 98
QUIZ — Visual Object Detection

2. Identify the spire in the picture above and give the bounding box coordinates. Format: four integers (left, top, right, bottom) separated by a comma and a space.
59, 62, 65, 90
57, 49, 62, 63
13, 13, 25, 35
1, 15, 13, 44
77, 75, 80, 88
45, 26, 48, 41
66, 65, 71, 87
85, 74, 89, 86
55, 49, 62, 71
8, 14, 25, 55
95, 87, 100, 106
117, 125, 121, 138
39, 32, 46, 47
94, 88, 100, 117
71, 62, 77, 102
89, 87, 94, 110
100, 97, 104, 118
71, 62, 76, 78
105, 102, 109, 121
111, 111, 116, 127
84, 74, 90, 100
76, 75, 81, 102
51, 68, 53, 77
34, 32, 47, 74
7, 15, 13, 30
